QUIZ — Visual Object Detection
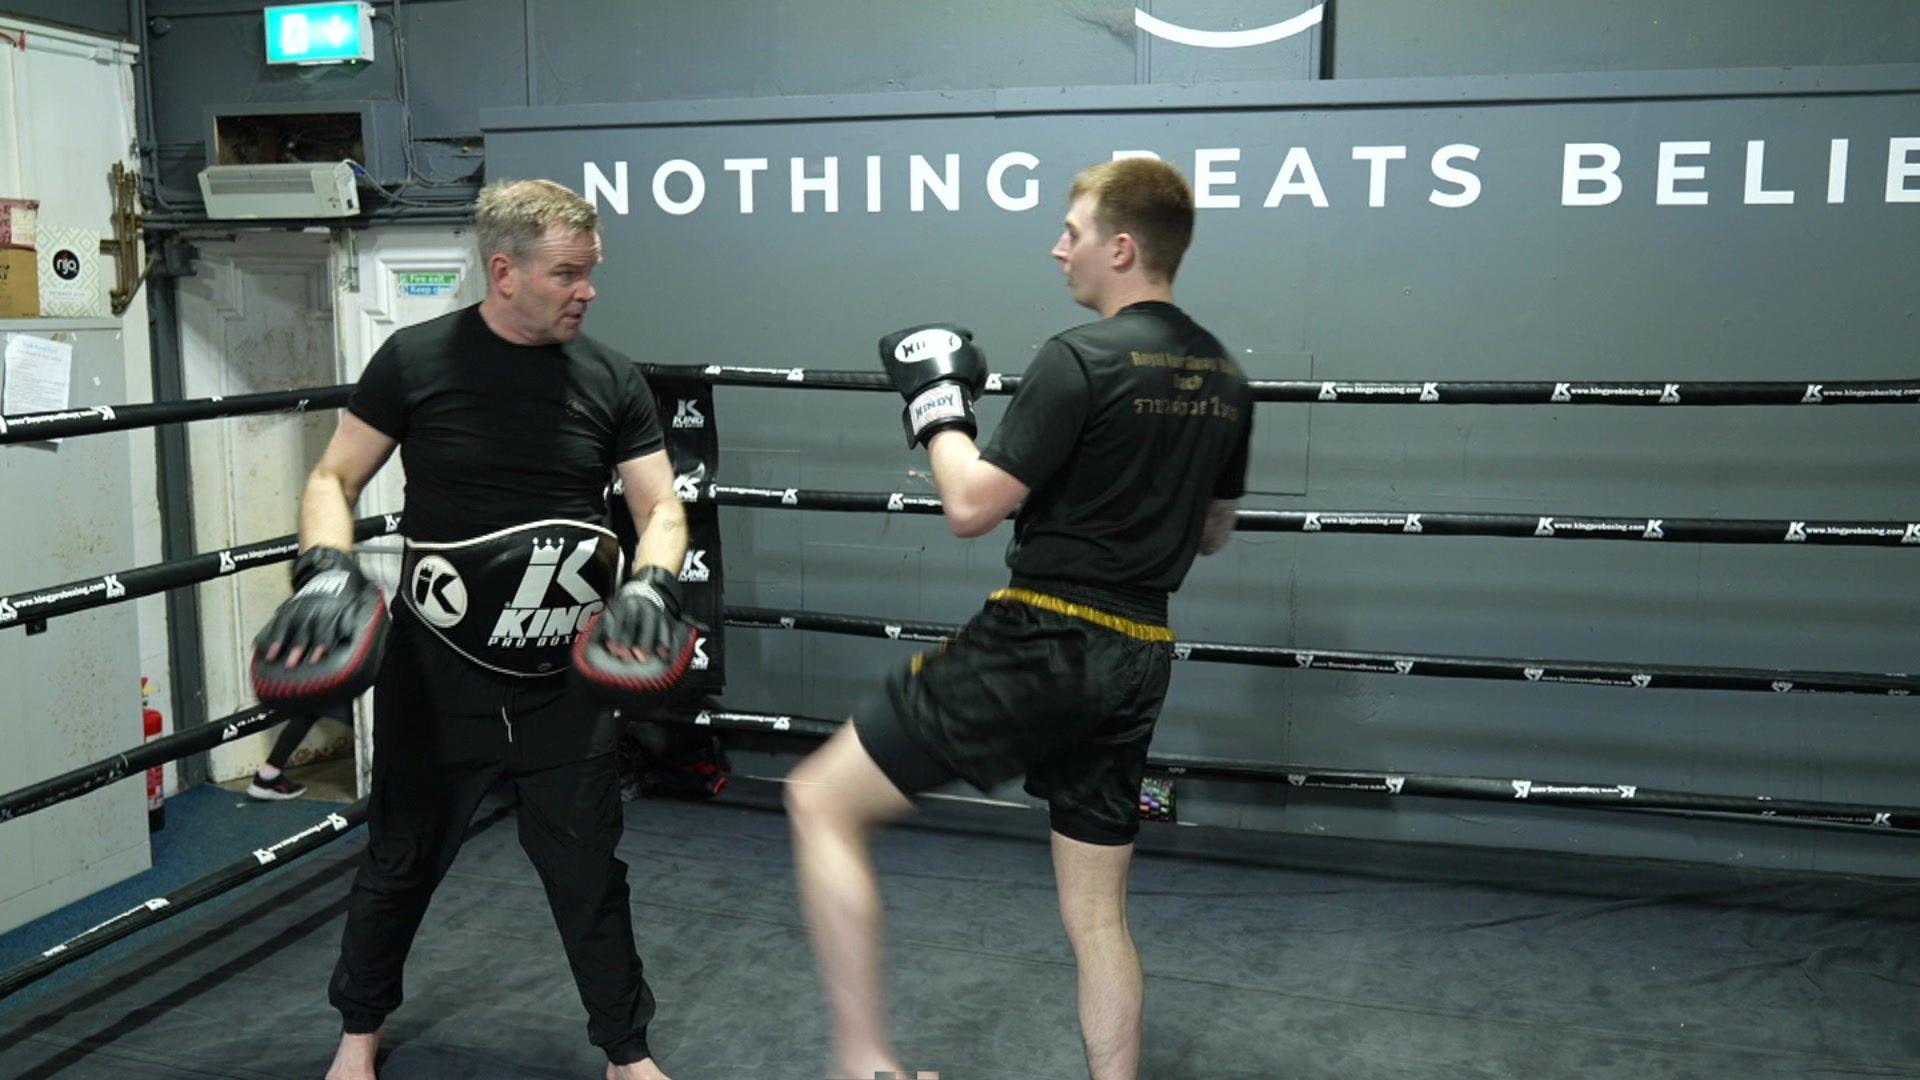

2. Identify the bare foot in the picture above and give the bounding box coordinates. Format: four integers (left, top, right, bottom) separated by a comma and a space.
325, 1028, 382, 1080
833, 1059, 930, 1079
606, 1057, 671, 1080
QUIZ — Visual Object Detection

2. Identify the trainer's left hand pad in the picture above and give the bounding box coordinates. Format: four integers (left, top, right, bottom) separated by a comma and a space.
572, 566, 701, 702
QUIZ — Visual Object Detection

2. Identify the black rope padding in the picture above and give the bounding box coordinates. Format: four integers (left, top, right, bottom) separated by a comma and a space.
13, 373, 1909, 446
644, 365, 963, 394
703, 484, 946, 514
0, 799, 368, 1001
641, 364, 1920, 406
1146, 755, 1919, 832
697, 485, 1920, 548
636, 707, 1920, 834
0, 513, 402, 631
677, 707, 842, 741
724, 606, 1920, 698
1233, 510, 1920, 546
1249, 380, 1920, 406
0, 705, 287, 824
0, 386, 351, 445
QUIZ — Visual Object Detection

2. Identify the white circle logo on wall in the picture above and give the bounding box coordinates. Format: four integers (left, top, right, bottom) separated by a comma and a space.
1134, 3, 1325, 48
409, 555, 468, 628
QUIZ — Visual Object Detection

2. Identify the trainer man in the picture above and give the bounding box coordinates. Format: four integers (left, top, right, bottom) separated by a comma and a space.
786, 157, 1253, 1080
252, 178, 696, 1080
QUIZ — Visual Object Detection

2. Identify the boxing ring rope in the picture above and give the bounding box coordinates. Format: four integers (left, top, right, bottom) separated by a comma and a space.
0, 389, 383, 1002
0, 705, 289, 824
0, 698, 361, 1001
0, 799, 368, 1002
0, 514, 402, 633
4, 367, 1913, 999
6, 681, 1912, 1001
6, 368, 1920, 449
723, 606, 1919, 697
0, 518, 1905, 855
0, 386, 351, 446
646, 363, 1920, 406
3, 510, 1910, 698
699, 485, 1920, 548
1, 522, 1907, 836
644, 706, 1920, 833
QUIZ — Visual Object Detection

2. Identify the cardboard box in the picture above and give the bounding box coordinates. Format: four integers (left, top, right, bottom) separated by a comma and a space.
0, 247, 41, 318
0, 198, 38, 250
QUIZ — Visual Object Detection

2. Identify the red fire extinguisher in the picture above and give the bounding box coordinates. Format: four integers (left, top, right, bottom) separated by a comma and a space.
141, 676, 165, 832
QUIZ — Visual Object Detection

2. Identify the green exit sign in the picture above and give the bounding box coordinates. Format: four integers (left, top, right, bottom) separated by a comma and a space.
264, 3, 374, 66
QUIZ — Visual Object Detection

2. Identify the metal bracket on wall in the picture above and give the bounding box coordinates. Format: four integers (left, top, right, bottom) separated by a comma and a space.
102, 162, 145, 315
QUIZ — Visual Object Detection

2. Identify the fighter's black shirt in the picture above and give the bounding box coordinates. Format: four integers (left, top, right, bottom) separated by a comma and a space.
980, 301, 1252, 595
347, 304, 664, 542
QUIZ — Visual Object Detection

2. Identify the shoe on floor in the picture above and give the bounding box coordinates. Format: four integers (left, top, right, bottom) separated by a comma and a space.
247, 772, 307, 801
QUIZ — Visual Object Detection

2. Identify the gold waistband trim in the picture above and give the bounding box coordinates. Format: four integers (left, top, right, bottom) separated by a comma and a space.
988, 588, 1174, 643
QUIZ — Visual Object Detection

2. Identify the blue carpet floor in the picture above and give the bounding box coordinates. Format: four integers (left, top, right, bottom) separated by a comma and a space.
0, 783, 358, 1016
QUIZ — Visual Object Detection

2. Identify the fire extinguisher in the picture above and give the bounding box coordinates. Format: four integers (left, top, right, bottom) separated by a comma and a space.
141, 676, 165, 832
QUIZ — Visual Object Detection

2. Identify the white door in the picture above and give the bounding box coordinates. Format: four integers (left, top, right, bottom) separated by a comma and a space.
175, 233, 338, 784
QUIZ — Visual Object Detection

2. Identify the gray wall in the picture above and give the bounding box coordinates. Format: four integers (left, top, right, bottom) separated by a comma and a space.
1334, 0, 1920, 78
139, 1, 1920, 201
138, 3, 1920, 874
152, 0, 1250, 200
0, 2, 130, 38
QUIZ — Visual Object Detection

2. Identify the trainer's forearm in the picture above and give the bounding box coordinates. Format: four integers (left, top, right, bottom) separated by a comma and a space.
634, 499, 689, 577
299, 469, 359, 553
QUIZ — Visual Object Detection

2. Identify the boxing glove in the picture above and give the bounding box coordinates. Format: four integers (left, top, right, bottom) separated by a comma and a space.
878, 323, 989, 448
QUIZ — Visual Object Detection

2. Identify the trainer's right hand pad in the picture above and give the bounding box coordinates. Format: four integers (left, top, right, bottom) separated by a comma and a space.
250, 546, 388, 708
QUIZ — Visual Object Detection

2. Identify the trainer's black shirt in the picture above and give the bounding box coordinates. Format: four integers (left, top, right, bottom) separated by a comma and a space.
980, 301, 1251, 594
348, 304, 664, 542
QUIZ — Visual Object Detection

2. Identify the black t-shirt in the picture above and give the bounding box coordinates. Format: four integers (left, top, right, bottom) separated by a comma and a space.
348, 304, 664, 542
980, 301, 1252, 594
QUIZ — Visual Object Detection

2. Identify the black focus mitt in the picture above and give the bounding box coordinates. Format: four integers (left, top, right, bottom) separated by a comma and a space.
572, 565, 700, 701
250, 546, 388, 708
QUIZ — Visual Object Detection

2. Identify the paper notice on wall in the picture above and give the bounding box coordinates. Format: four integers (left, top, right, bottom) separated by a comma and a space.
4, 333, 74, 417
0, 197, 39, 249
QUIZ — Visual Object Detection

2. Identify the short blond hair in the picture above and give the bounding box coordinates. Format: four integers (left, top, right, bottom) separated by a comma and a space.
474, 179, 598, 263
1067, 158, 1195, 281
